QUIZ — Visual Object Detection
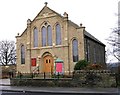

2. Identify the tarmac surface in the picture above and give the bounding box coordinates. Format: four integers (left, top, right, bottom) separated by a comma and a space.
0, 79, 120, 94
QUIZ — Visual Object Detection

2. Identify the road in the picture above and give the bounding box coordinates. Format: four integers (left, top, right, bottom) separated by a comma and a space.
1, 91, 119, 95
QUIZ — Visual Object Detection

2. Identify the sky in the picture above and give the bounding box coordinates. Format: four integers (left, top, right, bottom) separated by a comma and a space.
0, 0, 119, 62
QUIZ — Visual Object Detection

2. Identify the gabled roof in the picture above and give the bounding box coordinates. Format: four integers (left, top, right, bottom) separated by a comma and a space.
32, 4, 64, 22
16, 28, 27, 38
84, 31, 105, 46
68, 20, 80, 29
18, 4, 64, 37
67, 20, 105, 46
17, 3, 105, 46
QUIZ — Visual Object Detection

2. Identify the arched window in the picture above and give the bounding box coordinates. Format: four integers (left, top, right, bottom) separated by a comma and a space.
86, 39, 90, 62
87, 44, 90, 62
21, 45, 25, 64
72, 39, 79, 62
42, 26, 47, 46
47, 25, 52, 46
33, 27, 38, 47
94, 46, 96, 63
56, 24, 61, 45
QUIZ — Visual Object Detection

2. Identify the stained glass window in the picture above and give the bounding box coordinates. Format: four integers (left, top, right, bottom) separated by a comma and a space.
42, 26, 47, 46
21, 45, 25, 64
47, 25, 52, 46
94, 46, 96, 63
56, 24, 61, 45
33, 27, 38, 47
72, 39, 79, 62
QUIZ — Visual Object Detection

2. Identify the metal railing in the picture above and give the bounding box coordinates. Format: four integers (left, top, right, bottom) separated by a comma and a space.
12, 72, 73, 79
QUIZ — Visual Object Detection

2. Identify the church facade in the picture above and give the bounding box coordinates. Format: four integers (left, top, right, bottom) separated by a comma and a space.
16, 3, 105, 74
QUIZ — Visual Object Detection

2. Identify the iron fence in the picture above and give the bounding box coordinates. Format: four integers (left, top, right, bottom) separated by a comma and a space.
11, 72, 73, 79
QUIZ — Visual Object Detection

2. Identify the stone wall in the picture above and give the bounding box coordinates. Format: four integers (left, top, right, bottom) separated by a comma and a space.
11, 70, 117, 87
11, 78, 73, 87
73, 70, 116, 87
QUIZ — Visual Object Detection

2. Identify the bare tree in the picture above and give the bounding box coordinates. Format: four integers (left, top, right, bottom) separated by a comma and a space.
107, 27, 120, 61
106, 2, 120, 62
0, 40, 16, 66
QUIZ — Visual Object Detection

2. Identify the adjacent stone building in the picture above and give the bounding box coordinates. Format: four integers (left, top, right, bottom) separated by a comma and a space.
16, 3, 105, 74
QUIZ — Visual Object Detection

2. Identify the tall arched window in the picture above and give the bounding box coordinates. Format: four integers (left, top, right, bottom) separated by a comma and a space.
47, 25, 52, 46
42, 26, 47, 46
33, 27, 38, 47
72, 39, 79, 62
21, 45, 25, 64
94, 46, 96, 63
87, 44, 90, 62
56, 24, 61, 45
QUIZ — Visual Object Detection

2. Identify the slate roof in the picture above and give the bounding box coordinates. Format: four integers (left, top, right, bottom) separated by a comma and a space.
84, 31, 105, 46
68, 20, 80, 29
68, 20, 105, 46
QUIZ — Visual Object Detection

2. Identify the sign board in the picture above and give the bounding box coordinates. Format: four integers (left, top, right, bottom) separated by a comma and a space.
31, 58, 36, 66
56, 63, 62, 72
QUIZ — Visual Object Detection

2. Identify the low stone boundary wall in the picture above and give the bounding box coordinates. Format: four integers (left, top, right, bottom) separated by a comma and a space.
73, 70, 117, 87
11, 70, 117, 87
11, 78, 73, 87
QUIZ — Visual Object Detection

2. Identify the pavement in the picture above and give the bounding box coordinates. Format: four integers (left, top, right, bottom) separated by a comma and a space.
0, 79, 120, 94
0, 79, 10, 86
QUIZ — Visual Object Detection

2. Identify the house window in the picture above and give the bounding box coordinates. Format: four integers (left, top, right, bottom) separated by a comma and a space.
47, 25, 52, 46
21, 45, 25, 64
56, 24, 61, 45
33, 27, 38, 47
72, 39, 79, 62
42, 26, 47, 46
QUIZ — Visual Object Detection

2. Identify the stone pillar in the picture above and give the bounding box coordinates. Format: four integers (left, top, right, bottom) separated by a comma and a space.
26, 19, 31, 73
78, 23, 86, 60
63, 12, 70, 74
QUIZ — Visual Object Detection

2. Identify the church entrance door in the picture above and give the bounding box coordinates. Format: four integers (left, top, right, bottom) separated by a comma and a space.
43, 55, 53, 73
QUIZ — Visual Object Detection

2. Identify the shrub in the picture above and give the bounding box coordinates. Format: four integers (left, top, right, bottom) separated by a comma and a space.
74, 60, 88, 70
86, 64, 103, 70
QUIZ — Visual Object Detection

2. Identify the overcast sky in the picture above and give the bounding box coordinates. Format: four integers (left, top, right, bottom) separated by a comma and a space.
0, 0, 119, 62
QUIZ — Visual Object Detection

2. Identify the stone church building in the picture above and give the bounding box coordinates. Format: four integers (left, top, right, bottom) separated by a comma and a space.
16, 3, 105, 74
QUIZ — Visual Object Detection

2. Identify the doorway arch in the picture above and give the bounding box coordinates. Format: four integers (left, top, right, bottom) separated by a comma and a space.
42, 52, 53, 73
